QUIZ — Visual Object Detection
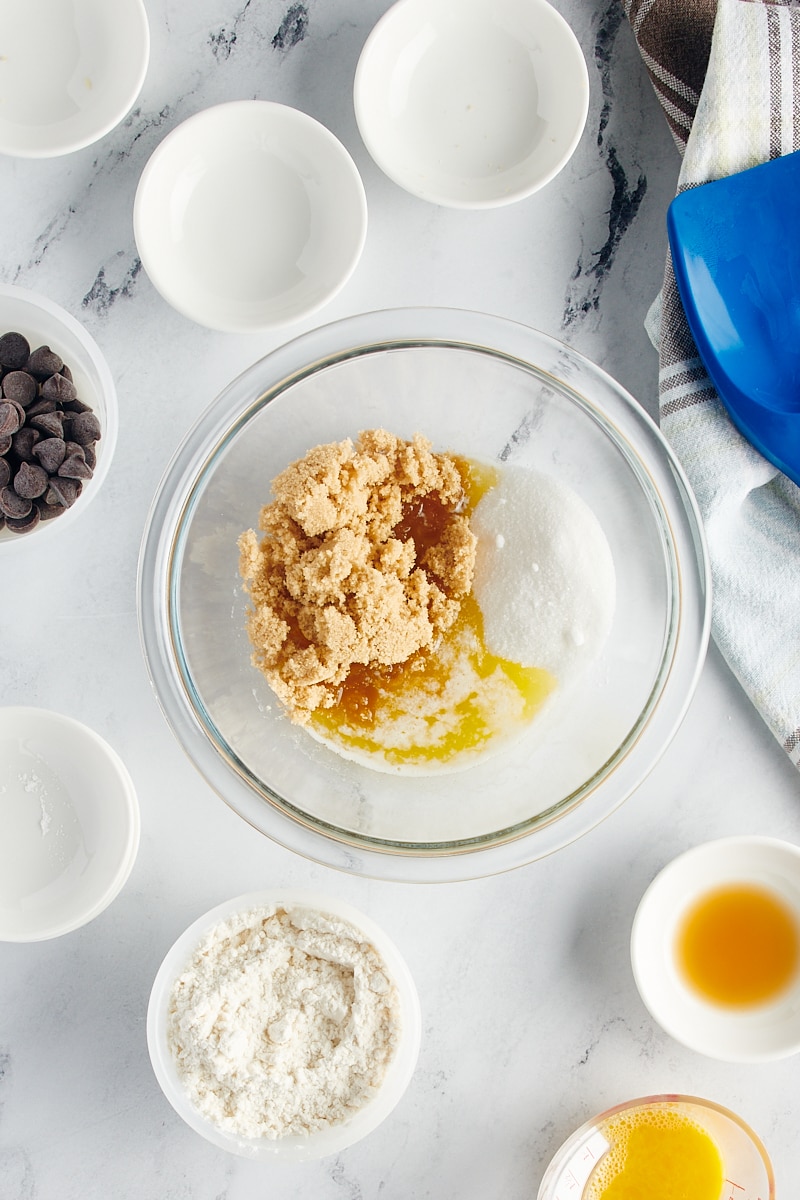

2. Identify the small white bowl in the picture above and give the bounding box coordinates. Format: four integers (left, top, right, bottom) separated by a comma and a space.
0, 707, 140, 942
0, 0, 150, 158
0, 283, 118, 547
354, 0, 589, 208
631, 837, 800, 1062
147, 889, 421, 1160
133, 102, 369, 333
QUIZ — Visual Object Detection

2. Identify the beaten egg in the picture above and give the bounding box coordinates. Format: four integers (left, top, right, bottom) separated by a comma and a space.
585, 1106, 723, 1200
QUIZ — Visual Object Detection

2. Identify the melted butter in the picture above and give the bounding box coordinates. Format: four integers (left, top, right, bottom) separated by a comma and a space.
310, 458, 555, 770
454, 455, 501, 511
312, 594, 554, 767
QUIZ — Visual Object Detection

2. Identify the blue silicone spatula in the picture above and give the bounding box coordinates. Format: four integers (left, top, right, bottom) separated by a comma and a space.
667, 149, 800, 487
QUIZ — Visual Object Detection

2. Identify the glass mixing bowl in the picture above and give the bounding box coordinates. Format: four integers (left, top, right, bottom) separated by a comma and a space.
137, 308, 710, 881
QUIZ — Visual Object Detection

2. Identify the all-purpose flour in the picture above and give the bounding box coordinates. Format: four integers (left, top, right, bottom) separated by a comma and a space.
167, 904, 401, 1139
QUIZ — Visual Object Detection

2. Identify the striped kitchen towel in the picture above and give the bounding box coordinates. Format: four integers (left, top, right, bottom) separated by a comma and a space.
625, 0, 800, 770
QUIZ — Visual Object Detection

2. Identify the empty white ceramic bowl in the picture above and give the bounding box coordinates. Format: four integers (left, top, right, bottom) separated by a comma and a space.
133, 101, 368, 333
0, 707, 140, 941
0, 283, 118, 547
147, 889, 421, 1160
631, 837, 800, 1062
0, 0, 150, 158
354, 0, 589, 208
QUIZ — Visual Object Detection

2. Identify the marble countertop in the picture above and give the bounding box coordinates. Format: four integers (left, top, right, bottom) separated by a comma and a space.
1, 1, 798, 1197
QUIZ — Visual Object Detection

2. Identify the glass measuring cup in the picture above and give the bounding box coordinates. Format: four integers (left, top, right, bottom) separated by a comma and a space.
537, 1095, 774, 1200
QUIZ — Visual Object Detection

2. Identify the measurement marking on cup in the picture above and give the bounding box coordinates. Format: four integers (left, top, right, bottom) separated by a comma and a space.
554, 1168, 583, 1199
552, 1131, 608, 1200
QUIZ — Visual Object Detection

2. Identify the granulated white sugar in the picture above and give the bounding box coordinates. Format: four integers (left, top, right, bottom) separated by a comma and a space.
471, 466, 615, 681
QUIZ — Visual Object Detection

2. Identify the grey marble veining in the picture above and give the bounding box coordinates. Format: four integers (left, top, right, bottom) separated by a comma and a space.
0, 2, 798, 1198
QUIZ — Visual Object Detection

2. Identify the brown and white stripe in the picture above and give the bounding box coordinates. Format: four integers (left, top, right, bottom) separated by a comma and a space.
623, 0, 718, 150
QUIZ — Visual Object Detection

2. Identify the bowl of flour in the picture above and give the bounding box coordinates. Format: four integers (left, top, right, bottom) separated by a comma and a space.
147, 889, 421, 1159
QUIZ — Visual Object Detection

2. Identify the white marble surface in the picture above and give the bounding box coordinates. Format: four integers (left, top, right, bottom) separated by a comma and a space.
0, 1, 798, 1197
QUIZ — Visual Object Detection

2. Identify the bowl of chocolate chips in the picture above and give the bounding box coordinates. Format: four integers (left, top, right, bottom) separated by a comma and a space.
0, 283, 117, 543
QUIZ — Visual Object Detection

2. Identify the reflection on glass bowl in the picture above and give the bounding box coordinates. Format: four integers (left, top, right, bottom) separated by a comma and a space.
137, 308, 710, 882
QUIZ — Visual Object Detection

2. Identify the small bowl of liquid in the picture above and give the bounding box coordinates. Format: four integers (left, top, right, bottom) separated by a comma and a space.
537, 1094, 774, 1200
0, 707, 139, 941
631, 836, 800, 1061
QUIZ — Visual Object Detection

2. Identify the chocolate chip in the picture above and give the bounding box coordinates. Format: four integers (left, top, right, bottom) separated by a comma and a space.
68, 411, 102, 446
40, 372, 77, 403
0, 331, 100, 537
14, 460, 49, 499
32, 437, 66, 473
6, 506, 41, 534
0, 400, 21, 437
58, 452, 93, 481
26, 345, 63, 379
0, 485, 33, 519
29, 411, 64, 438
0, 332, 31, 370
25, 396, 57, 418
8, 399, 26, 426
2, 370, 37, 406
45, 476, 80, 507
36, 498, 64, 521
10, 426, 40, 460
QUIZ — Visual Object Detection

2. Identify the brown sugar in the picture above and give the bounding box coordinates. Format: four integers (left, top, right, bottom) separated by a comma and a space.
238, 429, 477, 724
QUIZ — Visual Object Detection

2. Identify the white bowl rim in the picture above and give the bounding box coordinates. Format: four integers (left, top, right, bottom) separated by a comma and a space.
0, 0, 150, 158
0, 281, 118, 549
0, 705, 140, 942
146, 888, 422, 1160
631, 835, 800, 1063
354, 0, 590, 209
136, 306, 711, 882
133, 100, 368, 333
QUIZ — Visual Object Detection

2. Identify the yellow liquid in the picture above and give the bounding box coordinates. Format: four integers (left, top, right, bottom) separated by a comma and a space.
311, 594, 554, 767
310, 456, 555, 769
585, 1108, 723, 1200
676, 883, 800, 1007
